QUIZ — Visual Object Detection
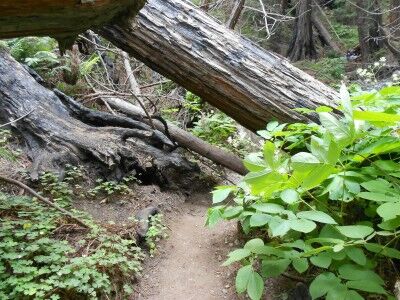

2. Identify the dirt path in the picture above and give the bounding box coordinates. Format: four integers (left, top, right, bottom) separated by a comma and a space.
137, 197, 240, 300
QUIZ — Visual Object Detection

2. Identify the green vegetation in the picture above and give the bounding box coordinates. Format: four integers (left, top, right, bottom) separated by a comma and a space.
208, 85, 400, 300
294, 57, 346, 85
145, 214, 168, 256
0, 193, 144, 299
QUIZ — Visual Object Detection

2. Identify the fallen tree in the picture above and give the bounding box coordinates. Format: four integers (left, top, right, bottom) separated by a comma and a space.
99, 0, 339, 131
0, 0, 144, 51
0, 50, 198, 186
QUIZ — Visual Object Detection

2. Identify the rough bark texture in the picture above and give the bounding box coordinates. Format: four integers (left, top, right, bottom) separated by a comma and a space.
287, 0, 317, 61
99, 0, 339, 131
312, 11, 341, 53
226, 0, 245, 29
0, 50, 198, 187
0, 0, 144, 51
103, 97, 248, 175
356, 0, 371, 62
389, 0, 400, 38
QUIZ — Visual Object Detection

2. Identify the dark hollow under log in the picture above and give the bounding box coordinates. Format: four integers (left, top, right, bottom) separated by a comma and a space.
99, 0, 339, 132
0, 50, 198, 187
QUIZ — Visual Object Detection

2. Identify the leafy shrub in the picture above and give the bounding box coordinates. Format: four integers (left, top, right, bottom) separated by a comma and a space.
295, 57, 346, 84
8, 37, 59, 70
0, 193, 144, 299
145, 214, 168, 256
88, 176, 137, 197
207, 85, 400, 300
191, 112, 237, 146
0, 129, 19, 161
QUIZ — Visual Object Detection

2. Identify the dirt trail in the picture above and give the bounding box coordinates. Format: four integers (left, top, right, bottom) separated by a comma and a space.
137, 197, 240, 300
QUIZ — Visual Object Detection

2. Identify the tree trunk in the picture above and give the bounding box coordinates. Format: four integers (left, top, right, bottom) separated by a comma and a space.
312, 8, 342, 53
0, 50, 198, 186
389, 0, 400, 38
287, 0, 317, 61
99, 0, 339, 132
356, 0, 371, 62
226, 0, 245, 29
0, 0, 144, 52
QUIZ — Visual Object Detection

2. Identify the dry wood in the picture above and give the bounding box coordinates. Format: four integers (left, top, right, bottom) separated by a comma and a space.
0, 50, 197, 187
99, 0, 339, 131
103, 97, 248, 175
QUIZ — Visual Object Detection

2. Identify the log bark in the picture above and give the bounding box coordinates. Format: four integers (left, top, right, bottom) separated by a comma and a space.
0, 0, 144, 52
0, 50, 198, 187
98, 0, 339, 132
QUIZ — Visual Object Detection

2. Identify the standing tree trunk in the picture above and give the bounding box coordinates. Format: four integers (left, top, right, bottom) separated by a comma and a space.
0, 50, 197, 185
99, 0, 338, 131
226, 0, 245, 29
287, 0, 317, 61
356, 0, 371, 62
389, 0, 400, 38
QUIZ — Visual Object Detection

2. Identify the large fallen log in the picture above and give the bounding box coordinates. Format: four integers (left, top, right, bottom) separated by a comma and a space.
0, 0, 144, 51
99, 0, 340, 131
0, 49, 197, 187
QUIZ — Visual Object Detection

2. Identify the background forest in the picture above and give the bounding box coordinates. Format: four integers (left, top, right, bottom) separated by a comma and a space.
0, 0, 400, 299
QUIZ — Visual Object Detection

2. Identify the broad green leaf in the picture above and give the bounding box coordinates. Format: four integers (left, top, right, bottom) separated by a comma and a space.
310, 253, 332, 268
361, 179, 392, 193
302, 164, 334, 190
280, 189, 299, 204
235, 265, 252, 294
212, 187, 234, 204
309, 272, 341, 299
291, 152, 321, 172
357, 192, 398, 203
261, 259, 290, 278
297, 211, 337, 224
319, 112, 354, 148
364, 243, 400, 259
250, 214, 271, 227
377, 202, 400, 221
345, 247, 366, 266
338, 264, 384, 285
244, 239, 264, 252
353, 110, 400, 123
222, 249, 251, 266
247, 271, 264, 300
292, 257, 308, 273
346, 280, 387, 295
340, 83, 353, 120
206, 208, 222, 228
252, 203, 285, 214
269, 218, 291, 237
263, 141, 276, 169
222, 206, 243, 219
326, 283, 349, 300
336, 225, 374, 239
243, 153, 267, 172
289, 219, 317, 233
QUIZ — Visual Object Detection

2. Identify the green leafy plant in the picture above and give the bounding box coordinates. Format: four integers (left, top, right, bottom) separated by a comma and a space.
0, 192, 144, 300
0, 129, 19, 161
207, 85, 400, 300
191, 112, 237, 146
145, 214, 168, 256
88, 176, 137, 197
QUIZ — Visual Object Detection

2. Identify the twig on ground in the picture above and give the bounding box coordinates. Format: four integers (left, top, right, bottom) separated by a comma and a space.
0, 175, 89, 228
0, 109, 35, 128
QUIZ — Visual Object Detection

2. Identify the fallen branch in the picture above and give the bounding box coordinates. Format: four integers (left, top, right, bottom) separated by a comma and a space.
104, 97, 248, 175
0, 175, 89, 228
